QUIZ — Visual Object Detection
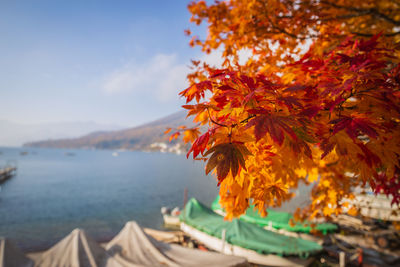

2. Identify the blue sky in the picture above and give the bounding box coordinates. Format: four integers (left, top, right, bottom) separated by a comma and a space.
0, 0, 210, 127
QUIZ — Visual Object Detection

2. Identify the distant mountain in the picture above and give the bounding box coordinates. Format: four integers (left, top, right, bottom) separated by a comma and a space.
23, 111, 194, 152
0, 120, 124, 147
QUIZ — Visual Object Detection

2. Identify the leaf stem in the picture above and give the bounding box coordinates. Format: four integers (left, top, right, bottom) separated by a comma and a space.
207, 108, 229, 128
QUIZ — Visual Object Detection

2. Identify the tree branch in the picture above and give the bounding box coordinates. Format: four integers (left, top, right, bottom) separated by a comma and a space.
207, 108, 229, 128
320, 1, 400, 26
351, 31, 400, 37
265, 14, 315, 40
319, 12, 371, 22
240, 115, 256, 124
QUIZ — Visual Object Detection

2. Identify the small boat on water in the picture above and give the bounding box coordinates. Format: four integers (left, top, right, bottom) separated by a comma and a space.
161, 206, 181, 227
211, 196, 337, 237
180, 198, 322, 266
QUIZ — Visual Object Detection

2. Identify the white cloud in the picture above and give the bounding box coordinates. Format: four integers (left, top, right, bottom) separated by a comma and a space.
102, 54, 190, 102
102, 49, 253, 101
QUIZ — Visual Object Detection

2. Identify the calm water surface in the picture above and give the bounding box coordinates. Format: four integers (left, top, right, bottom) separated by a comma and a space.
0, 147, 218, 251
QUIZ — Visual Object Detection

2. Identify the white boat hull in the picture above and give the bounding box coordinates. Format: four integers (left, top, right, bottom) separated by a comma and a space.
163, 214, 180, 226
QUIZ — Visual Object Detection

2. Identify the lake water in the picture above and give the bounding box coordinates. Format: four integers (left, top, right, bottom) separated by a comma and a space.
0, 147, 219, 252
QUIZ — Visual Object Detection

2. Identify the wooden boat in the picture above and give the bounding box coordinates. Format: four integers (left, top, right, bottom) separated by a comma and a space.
180, 198, 322, 266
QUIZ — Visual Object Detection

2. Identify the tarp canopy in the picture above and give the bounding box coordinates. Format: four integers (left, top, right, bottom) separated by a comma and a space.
212, 195, 337, 234
0, 238, 33, 267
106, 221, 247, 267
181, 198, 322, 257
33, 229, 123, 267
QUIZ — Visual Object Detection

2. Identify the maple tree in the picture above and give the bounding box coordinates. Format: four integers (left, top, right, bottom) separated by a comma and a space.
171, 0, 400, 221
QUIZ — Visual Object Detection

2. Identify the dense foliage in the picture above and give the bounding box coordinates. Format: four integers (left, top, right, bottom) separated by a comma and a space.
171, 0, 400, 220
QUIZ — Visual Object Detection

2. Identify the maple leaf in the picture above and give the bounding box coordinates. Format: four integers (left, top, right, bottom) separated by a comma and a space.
179, 81, 212, 103
183, 128, 201, 144
218, 85, 235, 91
284, 84, 308, 92
169, 132, 180, 142
277, 96, 303, 110
209, 69, 230, 79
182, 0, 400, 220
356, 143, 381, 168
240, 75, 256, 90
299, 106, 321, 119
187, 131, 210, 159
182, 103, 211, 118
374, 170, 400, 206
330, 115, 378, 140
320, 141, 335, 160
203, 143, 251, 184
245, 114, 297, 145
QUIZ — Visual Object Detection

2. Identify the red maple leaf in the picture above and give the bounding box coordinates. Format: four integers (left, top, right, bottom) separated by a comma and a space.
245, 114, 297, 145
187, 131, 210, 159
331, 115, 378, 140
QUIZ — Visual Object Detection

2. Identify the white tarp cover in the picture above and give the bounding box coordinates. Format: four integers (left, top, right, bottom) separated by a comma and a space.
0, 238, 33, 267
33, 229, 125, 267
106, 221, 248, 267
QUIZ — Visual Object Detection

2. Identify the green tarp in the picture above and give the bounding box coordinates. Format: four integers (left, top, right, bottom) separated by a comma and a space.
181, 198, 322, 257
211, 196, 337, 234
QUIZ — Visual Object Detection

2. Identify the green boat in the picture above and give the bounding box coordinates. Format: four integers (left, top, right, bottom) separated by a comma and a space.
211, 195, 337, 235
180, 198, 322, 266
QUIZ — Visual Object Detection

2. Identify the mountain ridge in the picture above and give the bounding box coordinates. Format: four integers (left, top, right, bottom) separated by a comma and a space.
23, 111, 192, 152
0, 120, 124, 147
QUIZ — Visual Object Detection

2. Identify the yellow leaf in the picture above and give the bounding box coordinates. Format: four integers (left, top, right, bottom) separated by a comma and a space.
347, 207, 358, 216
307, 168, 319, 183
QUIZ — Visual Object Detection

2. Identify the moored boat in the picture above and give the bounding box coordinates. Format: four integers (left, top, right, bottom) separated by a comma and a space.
180, 198, 322, 266
161, 206, 181, 227
106, 221, 248, 266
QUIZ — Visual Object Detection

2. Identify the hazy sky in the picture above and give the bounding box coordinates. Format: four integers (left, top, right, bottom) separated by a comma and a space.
0, 0, 209, 127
